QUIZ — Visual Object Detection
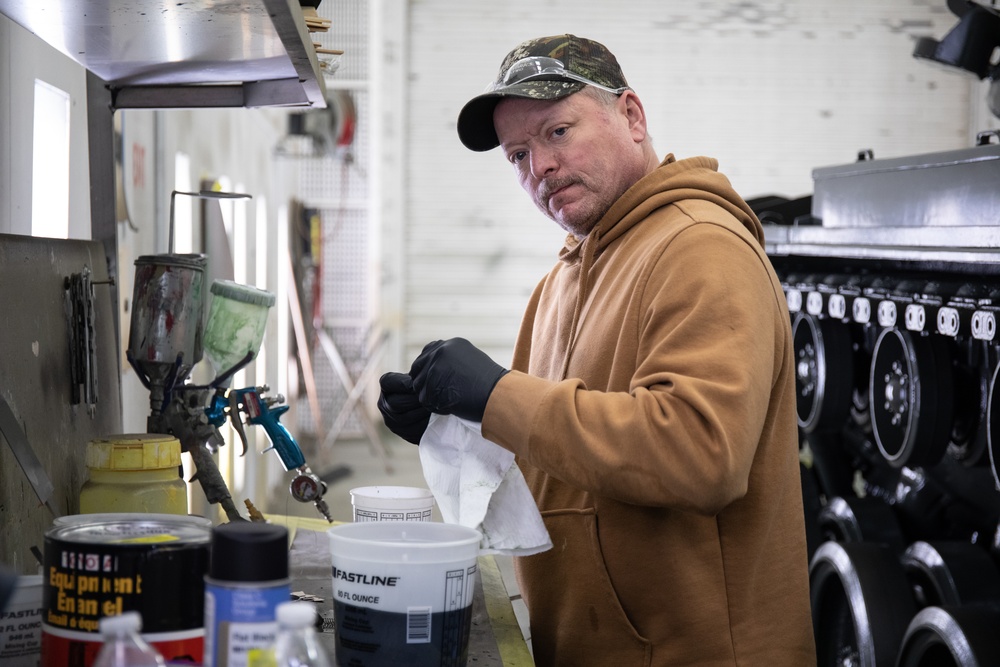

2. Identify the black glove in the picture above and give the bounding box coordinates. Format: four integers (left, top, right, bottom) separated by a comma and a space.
409, 338, 509, 422
377, 372, 431, 445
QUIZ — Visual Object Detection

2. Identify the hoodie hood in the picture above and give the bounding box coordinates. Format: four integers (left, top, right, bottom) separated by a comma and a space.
554, 154, 763, 378
559, 154, 763, 263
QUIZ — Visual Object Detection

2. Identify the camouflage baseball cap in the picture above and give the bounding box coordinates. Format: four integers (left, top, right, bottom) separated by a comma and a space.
457, 34, 629, 151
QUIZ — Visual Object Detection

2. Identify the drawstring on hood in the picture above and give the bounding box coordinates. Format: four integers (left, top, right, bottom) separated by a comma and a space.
556, 154, 763, 378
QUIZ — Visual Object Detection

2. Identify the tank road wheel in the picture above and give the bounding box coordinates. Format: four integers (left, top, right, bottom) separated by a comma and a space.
901, 541, 1000, 609
810, 541, 917, 667
896, 606, 1000, 667
983, 361, 1000, 488
817, 496, 905, 552
794, 314, 854, 433
869, 329, 953, 468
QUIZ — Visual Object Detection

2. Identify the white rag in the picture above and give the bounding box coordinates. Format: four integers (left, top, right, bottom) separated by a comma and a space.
419, 413, 552, 556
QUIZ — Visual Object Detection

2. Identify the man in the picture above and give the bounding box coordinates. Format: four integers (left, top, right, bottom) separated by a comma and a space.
378, 34, 816, 666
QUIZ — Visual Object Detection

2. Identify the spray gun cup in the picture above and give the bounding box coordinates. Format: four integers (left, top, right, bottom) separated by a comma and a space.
202, 280, 276, 382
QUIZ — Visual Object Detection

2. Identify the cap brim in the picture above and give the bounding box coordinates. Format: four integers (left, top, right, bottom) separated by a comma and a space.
457, 80, 585, 151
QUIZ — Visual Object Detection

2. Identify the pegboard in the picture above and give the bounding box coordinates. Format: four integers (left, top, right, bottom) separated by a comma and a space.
294, 89, 369, 203
288, 0, 376, 442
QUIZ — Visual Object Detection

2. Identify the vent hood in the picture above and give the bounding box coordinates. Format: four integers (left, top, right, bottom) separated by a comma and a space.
0, 0, 328, 109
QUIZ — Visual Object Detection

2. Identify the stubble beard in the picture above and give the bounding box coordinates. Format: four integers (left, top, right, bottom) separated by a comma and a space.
536, 177, 606, 239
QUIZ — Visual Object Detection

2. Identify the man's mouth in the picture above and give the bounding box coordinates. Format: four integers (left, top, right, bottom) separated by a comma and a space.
544, 181, 576, 207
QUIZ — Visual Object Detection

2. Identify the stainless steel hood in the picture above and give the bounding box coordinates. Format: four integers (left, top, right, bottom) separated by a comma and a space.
0, 0, 328, 109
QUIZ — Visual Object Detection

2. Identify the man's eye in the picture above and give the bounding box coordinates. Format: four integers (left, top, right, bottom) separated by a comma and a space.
510, 151, 527, 164
552, 127, 567, 138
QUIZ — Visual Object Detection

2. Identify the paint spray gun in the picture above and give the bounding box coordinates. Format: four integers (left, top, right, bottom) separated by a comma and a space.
128, 265, 332, 523
205, 386, 334, 523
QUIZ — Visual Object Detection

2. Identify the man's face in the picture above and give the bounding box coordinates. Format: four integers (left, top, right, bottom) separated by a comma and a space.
494, 90, 646, 238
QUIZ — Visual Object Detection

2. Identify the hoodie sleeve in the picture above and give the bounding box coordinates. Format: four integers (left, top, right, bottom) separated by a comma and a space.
482, 220, 788, 515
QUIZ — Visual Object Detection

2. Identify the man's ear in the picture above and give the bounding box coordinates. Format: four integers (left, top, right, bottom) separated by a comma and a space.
620, 91, 648, 143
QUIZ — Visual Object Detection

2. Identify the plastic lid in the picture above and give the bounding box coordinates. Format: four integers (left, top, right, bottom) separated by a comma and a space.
46, 514, 209, 546
210, 279, 276, 308
100, 610, 143, 637
86, 434, 181, 471
209, 522, 288, 581
276, 601, 317, 629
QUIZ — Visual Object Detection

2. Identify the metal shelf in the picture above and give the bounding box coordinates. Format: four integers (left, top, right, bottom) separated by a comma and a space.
0, 0, 327, 109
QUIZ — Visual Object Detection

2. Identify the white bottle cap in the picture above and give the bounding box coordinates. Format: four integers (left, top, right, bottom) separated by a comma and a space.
99, 611, 143, 636
276, 601, 317, 629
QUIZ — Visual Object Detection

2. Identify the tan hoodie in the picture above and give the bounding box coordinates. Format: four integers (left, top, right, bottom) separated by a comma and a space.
482, 155, 816, 666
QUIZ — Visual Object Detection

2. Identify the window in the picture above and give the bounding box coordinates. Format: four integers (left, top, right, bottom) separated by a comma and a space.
31, 79, 70, 238
173, 152, 193, 253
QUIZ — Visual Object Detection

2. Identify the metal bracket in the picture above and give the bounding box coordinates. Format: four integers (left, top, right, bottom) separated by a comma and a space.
64, 267, 113, 415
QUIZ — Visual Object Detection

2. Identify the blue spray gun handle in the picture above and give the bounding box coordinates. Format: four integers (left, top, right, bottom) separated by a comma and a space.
235, 388, 306, 470
205, 391, 229, 428
222, 386, 333, 522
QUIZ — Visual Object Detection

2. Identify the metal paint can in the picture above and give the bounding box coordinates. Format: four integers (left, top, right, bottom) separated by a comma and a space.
203, 522, 290, 667
40, 513, 210, 667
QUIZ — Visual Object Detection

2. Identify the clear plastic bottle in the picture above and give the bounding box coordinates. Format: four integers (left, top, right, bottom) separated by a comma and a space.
92, 611, 165, 667
273, 601, 331, 667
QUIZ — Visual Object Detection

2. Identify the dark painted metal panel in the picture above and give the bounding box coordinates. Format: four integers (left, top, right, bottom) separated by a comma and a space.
0, 234, 122, 573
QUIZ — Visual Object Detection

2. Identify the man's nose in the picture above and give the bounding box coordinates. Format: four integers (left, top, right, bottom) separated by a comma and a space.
529, 146, 558, 178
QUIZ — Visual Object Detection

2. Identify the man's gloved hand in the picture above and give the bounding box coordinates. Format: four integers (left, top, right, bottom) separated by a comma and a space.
409, 338, 509, 423
377, 372, 431, 445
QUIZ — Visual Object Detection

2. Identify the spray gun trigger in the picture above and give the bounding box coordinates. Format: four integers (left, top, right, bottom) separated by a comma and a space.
227, 391, 249, 456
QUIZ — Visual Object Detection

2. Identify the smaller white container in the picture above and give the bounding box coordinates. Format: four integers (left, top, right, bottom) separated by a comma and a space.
1, 574, 43, 667
350, 486, 435, 522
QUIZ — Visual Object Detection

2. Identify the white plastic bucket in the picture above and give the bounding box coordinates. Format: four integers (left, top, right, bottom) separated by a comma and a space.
350, 485, 435, 522
1, 574, 43, 667
328, 521, 481, 666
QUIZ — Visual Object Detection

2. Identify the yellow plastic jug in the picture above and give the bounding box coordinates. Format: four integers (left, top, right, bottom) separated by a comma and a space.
79, 434, 187, 515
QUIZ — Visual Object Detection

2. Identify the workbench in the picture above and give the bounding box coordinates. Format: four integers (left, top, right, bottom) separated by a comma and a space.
283, 519, 534, 666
